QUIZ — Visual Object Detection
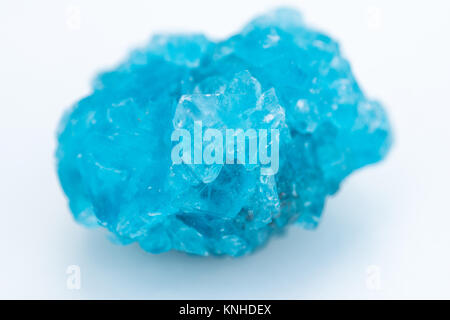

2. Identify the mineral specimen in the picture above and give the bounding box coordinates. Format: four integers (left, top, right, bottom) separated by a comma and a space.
56, 8, 392, 256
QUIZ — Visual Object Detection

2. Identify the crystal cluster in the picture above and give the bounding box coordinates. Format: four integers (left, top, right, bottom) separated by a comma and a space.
56, 8, 391, 256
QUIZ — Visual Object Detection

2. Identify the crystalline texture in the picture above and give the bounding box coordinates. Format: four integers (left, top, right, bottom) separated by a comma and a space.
56, 8, 392, 256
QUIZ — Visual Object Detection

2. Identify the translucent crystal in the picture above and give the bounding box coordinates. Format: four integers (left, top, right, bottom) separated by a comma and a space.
56, 8, 391, 256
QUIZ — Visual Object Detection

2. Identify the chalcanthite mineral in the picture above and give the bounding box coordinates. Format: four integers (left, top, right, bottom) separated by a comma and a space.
56, 8, 392, 256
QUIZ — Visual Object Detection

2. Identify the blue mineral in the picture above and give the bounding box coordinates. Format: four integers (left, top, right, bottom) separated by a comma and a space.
56, 8, 392, 256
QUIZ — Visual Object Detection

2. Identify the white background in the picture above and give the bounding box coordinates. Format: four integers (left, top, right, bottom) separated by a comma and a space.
1, 0, 449, 299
